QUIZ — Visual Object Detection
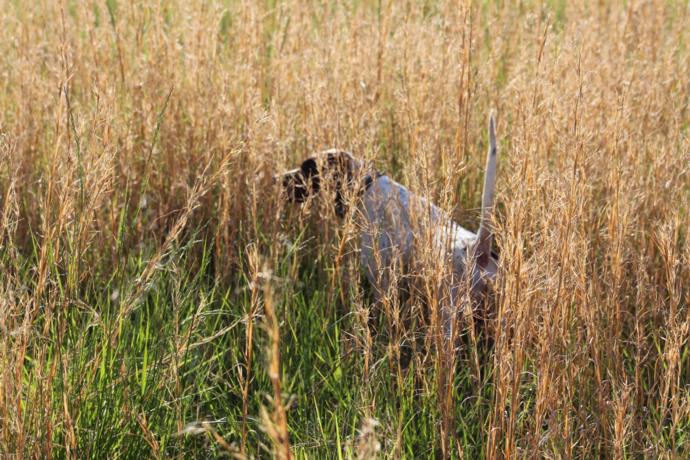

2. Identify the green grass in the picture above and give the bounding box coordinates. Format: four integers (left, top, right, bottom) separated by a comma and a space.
6, 234, 492, 457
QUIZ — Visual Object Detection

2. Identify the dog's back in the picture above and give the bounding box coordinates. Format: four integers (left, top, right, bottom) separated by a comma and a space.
359, 175, 478, 290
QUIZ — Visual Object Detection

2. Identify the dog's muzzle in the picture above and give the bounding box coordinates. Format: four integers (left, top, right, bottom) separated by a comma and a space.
276, 168, 312, 203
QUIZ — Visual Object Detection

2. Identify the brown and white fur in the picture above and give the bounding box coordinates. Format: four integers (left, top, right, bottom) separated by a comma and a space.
279, 115, 499, 337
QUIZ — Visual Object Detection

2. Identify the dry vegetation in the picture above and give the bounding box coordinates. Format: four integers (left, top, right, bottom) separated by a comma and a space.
1, 0, 689, 458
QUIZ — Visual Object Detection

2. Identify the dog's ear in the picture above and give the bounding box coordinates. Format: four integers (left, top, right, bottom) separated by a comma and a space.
300, 157, 319, 179
324, 150, 360, 218
299, 157, 321, 198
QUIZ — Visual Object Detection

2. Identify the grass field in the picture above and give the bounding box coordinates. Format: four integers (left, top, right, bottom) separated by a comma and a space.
1, 0, 689, 458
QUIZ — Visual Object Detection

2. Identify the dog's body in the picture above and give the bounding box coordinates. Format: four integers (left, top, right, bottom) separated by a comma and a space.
280, 115, 499, 336
360, 174, 491, 299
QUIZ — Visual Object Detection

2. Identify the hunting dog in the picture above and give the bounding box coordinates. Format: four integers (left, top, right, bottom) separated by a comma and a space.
278, 115, 498, 337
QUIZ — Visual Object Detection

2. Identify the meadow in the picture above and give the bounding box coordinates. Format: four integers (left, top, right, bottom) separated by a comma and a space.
1, 0, 689, 458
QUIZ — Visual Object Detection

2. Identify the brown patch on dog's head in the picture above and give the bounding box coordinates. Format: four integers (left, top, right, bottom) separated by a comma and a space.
278, 150, 362, 217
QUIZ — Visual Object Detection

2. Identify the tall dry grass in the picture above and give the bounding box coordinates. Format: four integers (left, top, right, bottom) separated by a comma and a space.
0, 0, 689, 458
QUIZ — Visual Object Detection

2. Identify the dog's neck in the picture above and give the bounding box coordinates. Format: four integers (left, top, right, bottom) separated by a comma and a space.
362, 170, 384, 192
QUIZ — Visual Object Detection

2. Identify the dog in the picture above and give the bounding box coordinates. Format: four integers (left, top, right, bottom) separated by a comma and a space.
278, 115, 498, 337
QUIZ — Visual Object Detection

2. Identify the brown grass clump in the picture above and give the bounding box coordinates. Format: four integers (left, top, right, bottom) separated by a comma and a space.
0, 0, 688, 458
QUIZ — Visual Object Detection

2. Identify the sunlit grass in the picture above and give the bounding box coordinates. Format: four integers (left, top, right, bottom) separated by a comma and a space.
1, 0, 689, 458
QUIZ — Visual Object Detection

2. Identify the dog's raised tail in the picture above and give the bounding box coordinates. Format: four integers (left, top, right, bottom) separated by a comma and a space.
475, 113, 497, 267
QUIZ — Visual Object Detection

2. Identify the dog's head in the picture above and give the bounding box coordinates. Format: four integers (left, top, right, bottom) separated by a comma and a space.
278, 149, 364, 217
